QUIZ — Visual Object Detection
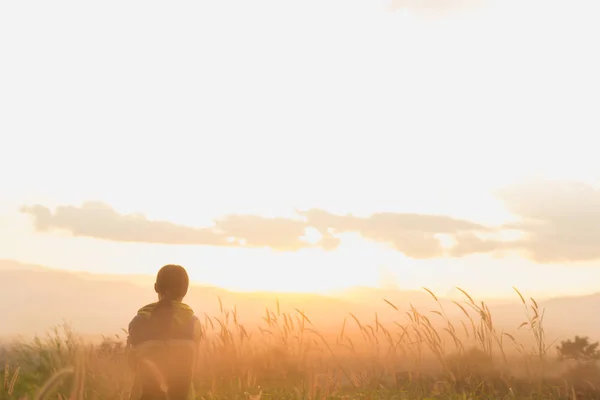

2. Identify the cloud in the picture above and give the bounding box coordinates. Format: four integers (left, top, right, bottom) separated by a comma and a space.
21, 202, 497, 259
301, 209, 490, 259
20, 202, 227, 246
448, 233, 522, 258
496, 180, 600, 263
19, 202, 320, 251
212, 214, 311, 251
19, 180, 600, 263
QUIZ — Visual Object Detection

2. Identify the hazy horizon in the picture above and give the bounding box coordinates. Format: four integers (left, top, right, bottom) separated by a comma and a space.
2, 259, 600, 344
1, 257, 571, 300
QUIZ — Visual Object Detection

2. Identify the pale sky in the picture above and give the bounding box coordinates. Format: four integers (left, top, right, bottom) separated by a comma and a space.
1, 0, 600, 298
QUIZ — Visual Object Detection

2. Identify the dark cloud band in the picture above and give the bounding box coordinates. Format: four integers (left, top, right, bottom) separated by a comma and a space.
20, 203, 495, 258
21, 180, 599, 262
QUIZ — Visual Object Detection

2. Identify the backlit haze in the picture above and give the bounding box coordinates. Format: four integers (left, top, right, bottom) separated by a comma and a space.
1, 0, 600, 335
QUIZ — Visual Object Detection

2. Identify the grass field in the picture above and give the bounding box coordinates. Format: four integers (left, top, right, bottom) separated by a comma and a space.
2, 287, 599, 400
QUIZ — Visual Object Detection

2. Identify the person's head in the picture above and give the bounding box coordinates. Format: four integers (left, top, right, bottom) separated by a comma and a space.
154, 264, 189, 302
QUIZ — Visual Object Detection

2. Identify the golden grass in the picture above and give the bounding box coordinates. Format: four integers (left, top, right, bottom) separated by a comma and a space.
1, 287, 599, 399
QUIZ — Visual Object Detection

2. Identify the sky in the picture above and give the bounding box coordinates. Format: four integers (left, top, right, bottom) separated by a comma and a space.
1, 0, 600, 299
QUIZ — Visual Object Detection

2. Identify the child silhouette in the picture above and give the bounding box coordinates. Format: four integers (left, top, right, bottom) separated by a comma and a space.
127, 264, 202, 400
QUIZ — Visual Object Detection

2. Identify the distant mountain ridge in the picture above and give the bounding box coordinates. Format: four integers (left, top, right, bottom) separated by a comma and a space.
2, 259, 600, 340
0, 259, 372, 335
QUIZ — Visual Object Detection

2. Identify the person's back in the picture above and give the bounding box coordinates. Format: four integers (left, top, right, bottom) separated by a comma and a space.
127, 265, 202, 400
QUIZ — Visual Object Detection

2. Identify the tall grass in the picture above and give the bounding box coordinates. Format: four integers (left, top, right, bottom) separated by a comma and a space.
0, 287, 598, 399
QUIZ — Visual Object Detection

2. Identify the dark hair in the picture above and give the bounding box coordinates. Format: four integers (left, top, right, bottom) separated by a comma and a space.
151, 264, 190, 339
155, 264, 189, 301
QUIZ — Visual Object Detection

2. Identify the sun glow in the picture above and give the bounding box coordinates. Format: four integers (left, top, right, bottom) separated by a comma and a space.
184, 234, 385, 294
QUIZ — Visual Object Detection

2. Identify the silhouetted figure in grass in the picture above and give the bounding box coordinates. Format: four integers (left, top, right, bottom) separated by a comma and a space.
127, 264, 202, 400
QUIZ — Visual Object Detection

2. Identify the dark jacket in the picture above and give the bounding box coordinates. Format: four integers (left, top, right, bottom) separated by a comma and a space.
127, 301, 202, 400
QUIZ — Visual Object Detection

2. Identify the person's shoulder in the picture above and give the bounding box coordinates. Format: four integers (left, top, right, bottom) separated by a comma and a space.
127, 303, 156, 333
178, 305, 202, 340
191, 315, 203, 342
178, 302, 196, 314
136, 302, 158, 318
127, 313, 149, 346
